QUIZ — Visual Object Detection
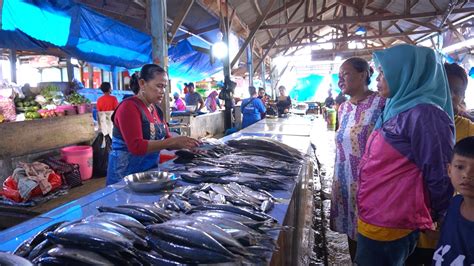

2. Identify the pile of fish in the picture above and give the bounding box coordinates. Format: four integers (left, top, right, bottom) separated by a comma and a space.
157, 182, 277, 213
169, 137, 305, 191
10, 201, 280, 265
173, 138, 236, 163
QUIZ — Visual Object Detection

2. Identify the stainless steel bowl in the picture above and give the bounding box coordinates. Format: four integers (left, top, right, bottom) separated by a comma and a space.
124, 171, 177, 193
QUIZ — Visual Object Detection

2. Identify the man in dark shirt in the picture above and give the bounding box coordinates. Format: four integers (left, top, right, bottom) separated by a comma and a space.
324, 89, 335, 108
184, 82, 204, 111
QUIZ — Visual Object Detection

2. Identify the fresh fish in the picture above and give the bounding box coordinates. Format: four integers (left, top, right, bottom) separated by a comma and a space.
187, 204, 276, 222
147, 224, 234, 257
32, 254, 67, 265
97, 206, 160, 224
47, 247, 113, 265
210, 184, 235, 197
83, 220, 148, 249
261, 199, 274, 213
212, 193, 227, 204
226, 138, 304, 161
188, 166, 234, 177
191, 191, 212, 202
170, 194, 192, 212
13, 221, 66, 258
118, 203, 170, 222
46, 222, 134, 250
188, 220, 249, 255
147, 235, 237, 264
27, 239, 53, 261
157, 197, 181, 212
191, 214, 257, 232
86, 212, 146, 238
190, 211, 266, 230
0, 252, 33, 266
138, 249, 184, 265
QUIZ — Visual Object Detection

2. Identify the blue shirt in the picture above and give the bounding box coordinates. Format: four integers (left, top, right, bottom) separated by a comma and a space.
433, 195, 474, 265
241, 97, 266, 128
185, 92, 203, 106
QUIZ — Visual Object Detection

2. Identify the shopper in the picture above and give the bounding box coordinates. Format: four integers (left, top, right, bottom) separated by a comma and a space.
356, 44, 454, 266
330, 57, 385, 261
184, 82, 204, 111
432, 136, 474, 265
324, 89, 335, 108
106, 64, 200, 185
276, 85, 291, 116
172, 92, 186, 111
96, 82, 118, 112
445, 63, 474, 142
204, 90, 220, 113
241, 86, 266, 129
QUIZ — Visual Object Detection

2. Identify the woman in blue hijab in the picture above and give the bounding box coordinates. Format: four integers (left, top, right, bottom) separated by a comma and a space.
355, 44, 455, 265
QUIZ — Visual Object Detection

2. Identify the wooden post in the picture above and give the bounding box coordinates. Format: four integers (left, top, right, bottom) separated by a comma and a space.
66, 57, 74, 82
222, 0, 232, 131
111, 66, 118, 90
261, 58, 265, 90
247, 40, 253, 87
9, 49, 16, 83
87, 64, 93, 88
149, 0, 170, 121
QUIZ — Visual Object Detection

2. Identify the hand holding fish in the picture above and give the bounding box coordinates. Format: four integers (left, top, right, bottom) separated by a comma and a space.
165, 136, 201, 150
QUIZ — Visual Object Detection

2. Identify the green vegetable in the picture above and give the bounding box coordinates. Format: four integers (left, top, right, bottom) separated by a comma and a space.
66, 92, 90, 105
41, 85, 61, 103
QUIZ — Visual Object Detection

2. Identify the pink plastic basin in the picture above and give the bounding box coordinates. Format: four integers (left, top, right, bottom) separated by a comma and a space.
61, 146, 93, 180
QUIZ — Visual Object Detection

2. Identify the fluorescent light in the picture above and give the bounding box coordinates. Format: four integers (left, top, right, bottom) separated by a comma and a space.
212, 41, 228, 59
442, 38, 474, 54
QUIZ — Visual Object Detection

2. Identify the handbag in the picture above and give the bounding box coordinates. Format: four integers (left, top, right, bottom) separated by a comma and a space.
41, 158, 83, 188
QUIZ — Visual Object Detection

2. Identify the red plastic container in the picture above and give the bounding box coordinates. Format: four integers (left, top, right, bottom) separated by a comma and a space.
61, 146, 93, 180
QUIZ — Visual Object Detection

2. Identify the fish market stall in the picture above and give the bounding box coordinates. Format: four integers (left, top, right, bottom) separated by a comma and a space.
171, 110, 225, 138
0, 115, 317, 265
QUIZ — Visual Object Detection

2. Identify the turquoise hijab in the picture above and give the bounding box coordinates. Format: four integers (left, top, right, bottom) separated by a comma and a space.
374, 44, 454, 128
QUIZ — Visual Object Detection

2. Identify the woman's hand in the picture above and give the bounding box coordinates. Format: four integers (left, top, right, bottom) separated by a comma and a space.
164, 136, 201, 150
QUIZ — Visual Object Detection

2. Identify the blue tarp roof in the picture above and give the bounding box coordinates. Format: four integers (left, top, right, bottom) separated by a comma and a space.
1, 0, 222, 81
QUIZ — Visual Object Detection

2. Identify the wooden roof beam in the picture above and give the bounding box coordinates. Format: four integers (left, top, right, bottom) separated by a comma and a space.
404, 19, 440, 32
168, 0, 194, 43
259, 7, 474, 29
394, 23, 415, 44
253, 0, 306, 74
446, 19, 466, 42
252, 0, 277, 45
269, 29, 436, 49
172, 23, 219, 42
264, 0, 301, 21
230, 0, 277, 68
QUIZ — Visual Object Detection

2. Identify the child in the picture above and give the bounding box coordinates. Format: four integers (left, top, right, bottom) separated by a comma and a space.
433, 136, 474, 265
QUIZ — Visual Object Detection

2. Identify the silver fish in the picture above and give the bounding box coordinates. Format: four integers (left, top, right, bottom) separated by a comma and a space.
47, 247, 113, 265
0, 252, 33, 266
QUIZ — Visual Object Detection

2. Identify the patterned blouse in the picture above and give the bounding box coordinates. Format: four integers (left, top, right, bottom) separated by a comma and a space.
330, 92, 385, 239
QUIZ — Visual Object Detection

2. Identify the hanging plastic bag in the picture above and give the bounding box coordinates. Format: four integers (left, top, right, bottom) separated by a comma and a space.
92, 133, 112, 177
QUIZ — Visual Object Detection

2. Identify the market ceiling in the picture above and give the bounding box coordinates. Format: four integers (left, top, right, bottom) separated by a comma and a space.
78, 0, 473, 73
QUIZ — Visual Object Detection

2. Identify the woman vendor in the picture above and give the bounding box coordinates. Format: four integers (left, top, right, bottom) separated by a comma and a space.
107, 64, 200, 185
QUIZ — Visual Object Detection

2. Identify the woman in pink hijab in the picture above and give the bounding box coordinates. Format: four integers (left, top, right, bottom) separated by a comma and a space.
205, 91, 220, 113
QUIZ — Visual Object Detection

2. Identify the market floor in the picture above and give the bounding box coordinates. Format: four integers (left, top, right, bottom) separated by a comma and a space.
311, 117, 352, 265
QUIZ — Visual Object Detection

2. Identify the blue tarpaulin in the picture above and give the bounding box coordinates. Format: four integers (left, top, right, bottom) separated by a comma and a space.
1, 0, 222, 81
2, 0, 152, 69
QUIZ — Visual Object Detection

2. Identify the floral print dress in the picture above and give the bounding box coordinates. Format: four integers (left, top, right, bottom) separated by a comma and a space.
329, 92, 385, 239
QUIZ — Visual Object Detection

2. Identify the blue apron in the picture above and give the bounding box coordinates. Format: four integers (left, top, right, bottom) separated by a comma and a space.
106, 98, 167, 185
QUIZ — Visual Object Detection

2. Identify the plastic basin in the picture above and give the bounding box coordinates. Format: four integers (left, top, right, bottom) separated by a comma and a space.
61, 146, 93, 180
